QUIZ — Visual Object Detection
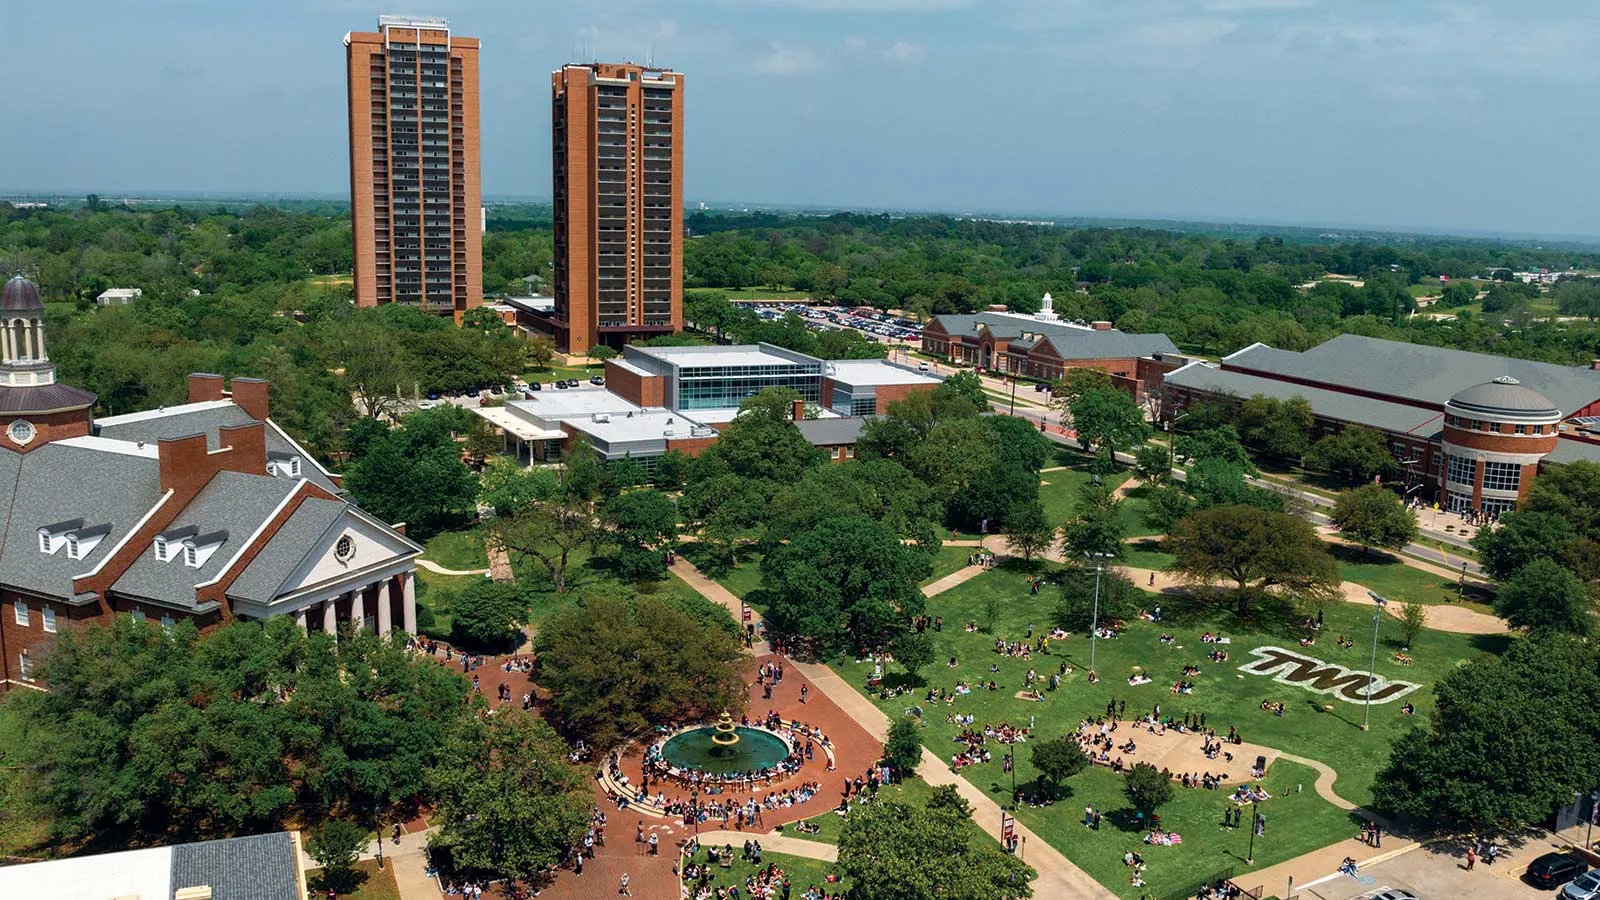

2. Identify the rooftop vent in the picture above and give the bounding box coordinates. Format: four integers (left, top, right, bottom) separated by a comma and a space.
1492, 375, 1520, 385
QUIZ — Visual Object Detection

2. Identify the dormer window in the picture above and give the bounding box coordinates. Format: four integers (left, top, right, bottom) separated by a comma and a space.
155, 526, 198, 562
37, 519, 107, 558
37, 519, 83, 555
267, 452, 302, 478
180, 531, 228, 570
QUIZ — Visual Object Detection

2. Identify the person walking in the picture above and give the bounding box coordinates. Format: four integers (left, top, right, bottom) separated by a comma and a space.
649, 833, 659, 856
1466, 847, 1476, 871
619, 873, 632, 896
575, 853, 584, 877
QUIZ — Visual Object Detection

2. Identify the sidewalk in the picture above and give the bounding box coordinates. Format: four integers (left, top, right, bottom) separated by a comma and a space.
695, 830, 839, 862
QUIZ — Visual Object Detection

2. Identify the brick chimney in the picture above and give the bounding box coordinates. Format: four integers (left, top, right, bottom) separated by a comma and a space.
188, 373, 225, 403
1090, 320, 1114, 331
1591, 359, 1600, 371
792, 399, 805, 421
230, 377, 270, 421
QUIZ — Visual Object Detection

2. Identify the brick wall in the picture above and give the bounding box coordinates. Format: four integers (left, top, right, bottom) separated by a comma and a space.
605, 361, 664, 407
0, 407, 93, 452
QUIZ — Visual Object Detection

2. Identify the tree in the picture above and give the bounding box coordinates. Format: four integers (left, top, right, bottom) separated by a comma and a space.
1133, 444, 1172, 485
883, 717, 923, 775
1525, 460, 1600, 542
1031, 737, 1088, 799
837, 800, 1033, 900
1143, 483, 1194, 534
1055, 567, 1139, 633
307, 819, 367, 893
1187, 458, 1282, 512
1374, 635, 1600, 833
1330, 484, 1418, 555
526, 334, 556, 371
1173, 425, 1254, 472
1237, 394, 1314, 461
450, 580, 529, 653
1059, 484, 1126, 559
1304, 426, 1402, 486
533, 592, 745, 747
478, 459, 559, 515
1472, 510, 1575, 581
893, 629, 936, 685
490, 497, 595, 593
11, 616, 470, 846
1050, 367, 1112, 412
1168, 505, 1340, 615
937, 370, 988, 410
1004, 499, 1055, 562
600, 489, 678, 581
1398, 602, 1428, 648
344, 411, 480, 538
1069, 387, 1150, 461
426, 713, 591, 884
1493, 557, 1596, 637
757, 516, 930, 656
1122, 762, 1175, 821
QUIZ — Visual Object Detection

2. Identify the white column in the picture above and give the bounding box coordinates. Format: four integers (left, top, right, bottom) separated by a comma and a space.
350, 589, 365, 634
2, 323, 12, 362
295, 607, 308, 631
34, 323, 45, 361
21, 322, 32, 360
401, 572, 417, 635
323, 598, 338, 635
378, 580, 394, 634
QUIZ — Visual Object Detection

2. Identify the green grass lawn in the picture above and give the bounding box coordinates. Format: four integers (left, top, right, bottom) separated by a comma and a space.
825, 567, 1503, 896
783, 777, 938, 846
307, 859, 400, 900
678, 541, 766, 599
686, 846, 846, 897
1038, 466, 1154, 538
413, 568, 480, 636
925, 545, 975, 586
1328, 545, 1495, 612
421, 528, 488, 570
727, 286, 813, 300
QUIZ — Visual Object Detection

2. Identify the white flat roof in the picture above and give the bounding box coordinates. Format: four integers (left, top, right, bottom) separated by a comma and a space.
609, 359, 654, 377
472, 406, 566, 441
826, 359, 943, 387
503, 390, 641, 422
56, 434, 161, 458
0, 845, 172, 900
566, 409, 713, 444
632, 345, 811, 368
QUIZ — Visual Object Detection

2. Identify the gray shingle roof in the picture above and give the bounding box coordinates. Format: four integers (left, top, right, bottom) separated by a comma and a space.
795, 416, 869, 446
169, 831, 302, 900
1165, 362, 1445, 438
929, 312, 1177, 361
1448, 377, 1560, 417
1545, 439, 1600, 464
97, 402, 342, 495
0, 441, 163, 600
111, 471, 298, 609
226, 498, 350, 604
1226, 334, 1600, 415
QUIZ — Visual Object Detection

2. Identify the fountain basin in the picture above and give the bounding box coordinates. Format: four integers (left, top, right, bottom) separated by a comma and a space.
660, 725, 791, 775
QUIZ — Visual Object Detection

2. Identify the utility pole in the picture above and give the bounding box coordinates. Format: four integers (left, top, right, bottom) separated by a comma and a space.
1009, 372, 1018, 415
1364, 591, 1387, 731
1246, 799, 1261, 864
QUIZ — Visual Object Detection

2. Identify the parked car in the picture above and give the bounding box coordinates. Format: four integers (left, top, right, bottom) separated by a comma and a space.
918, 362, 930, 372
527, 381, 541, 391
554, 380, 569, 390
1369, 891, 1419, 900
1562, 870, 1600, 900
1528, 853, 1589, 890
566, 379, 581, 388
589, 375, 605, 385
1034, 383, 1049, 392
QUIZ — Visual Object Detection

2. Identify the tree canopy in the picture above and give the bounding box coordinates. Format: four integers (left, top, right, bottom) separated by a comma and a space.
1168, 505, 1340, 615
1303, 426, 1402, 486
837, 798, 1034, 900
1330, 484, 1418, 555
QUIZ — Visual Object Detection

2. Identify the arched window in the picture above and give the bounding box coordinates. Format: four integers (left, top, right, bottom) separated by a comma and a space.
11, 319, 27, 361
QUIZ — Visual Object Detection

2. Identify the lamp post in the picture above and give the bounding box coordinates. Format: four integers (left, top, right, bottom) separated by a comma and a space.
1246, 799, 1260, 865
1009, 372, 1018, 415
1084, 552, 1112, 671
1363, 591, 1388, 732
1005, 750, 1016, 810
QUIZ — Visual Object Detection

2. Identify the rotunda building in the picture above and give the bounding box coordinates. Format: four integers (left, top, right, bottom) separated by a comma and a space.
1438, 375, 1561, 515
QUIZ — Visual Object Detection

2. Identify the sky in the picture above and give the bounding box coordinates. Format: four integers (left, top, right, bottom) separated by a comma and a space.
2, 0, 1599, 236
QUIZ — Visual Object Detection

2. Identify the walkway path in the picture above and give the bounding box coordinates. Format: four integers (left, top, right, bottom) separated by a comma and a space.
484, 536, 515, 584
922, 564, 988, 597
671, 557, 769, 653
414, 558, 489, 577
792, 660, 1117, 900
696, 830, 839, 862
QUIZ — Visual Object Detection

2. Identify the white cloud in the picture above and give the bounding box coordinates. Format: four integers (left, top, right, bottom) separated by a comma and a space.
752, 41, 823, 75
882, 40, 926, 63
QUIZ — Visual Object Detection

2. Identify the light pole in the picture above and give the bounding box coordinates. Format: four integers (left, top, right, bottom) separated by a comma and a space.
1084, 552, 1112, 671
1009, 372, 1018, 415
1363, 591, 1387, 731
1246, 799, 1260, 864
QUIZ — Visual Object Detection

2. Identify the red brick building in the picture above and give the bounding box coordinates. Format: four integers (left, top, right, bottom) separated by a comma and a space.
921, 309, 1179, 391
0, 277, 421, 692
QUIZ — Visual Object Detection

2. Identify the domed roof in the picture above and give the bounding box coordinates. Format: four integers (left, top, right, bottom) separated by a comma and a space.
0, 275, 42, 313
1448, 375, 1560, 418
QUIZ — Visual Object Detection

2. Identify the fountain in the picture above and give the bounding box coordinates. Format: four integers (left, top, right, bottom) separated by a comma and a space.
660, 712, 791, 775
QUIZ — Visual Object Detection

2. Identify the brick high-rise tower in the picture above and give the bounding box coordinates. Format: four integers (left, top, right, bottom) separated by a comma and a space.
345, 16, 482, 316
551, 63, 684, 354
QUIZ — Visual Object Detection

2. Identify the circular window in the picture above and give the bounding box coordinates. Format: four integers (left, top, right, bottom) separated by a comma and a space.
7, 419, 36, 446
334, 535, 356, 562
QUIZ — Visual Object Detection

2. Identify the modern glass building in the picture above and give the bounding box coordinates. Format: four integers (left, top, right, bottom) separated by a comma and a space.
623, 345, 823, 411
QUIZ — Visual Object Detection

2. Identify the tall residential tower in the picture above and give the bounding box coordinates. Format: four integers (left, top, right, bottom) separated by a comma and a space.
345, 16, 482, 315
550, 63, 684, 353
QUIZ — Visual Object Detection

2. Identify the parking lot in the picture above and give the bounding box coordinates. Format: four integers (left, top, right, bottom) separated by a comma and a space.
742, 302, 923, 343
1300, 836, 1577, 900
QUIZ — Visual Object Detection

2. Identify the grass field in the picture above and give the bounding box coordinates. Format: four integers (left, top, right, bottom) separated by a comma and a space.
1329, 545, 1494, 611
726, 286, 812, 301
686, 845, 846, 897
785, 777, 937, 845
825, 565, 1502, 896
1038, 467, 1155, 538
421, 528, 488, 571
307, 859, 400, 900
